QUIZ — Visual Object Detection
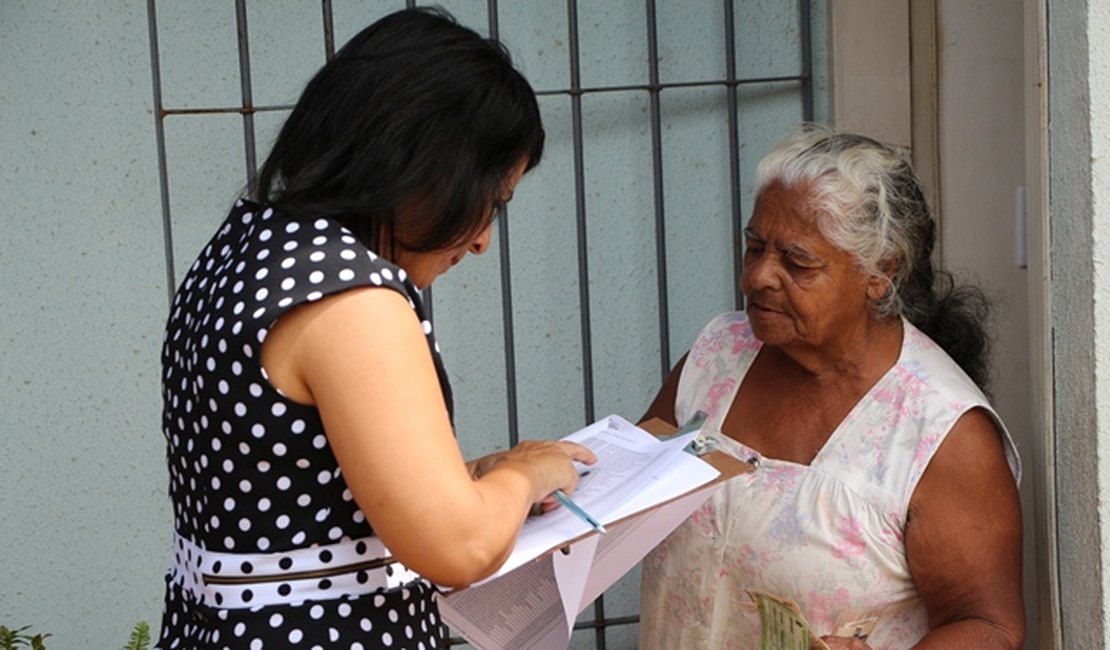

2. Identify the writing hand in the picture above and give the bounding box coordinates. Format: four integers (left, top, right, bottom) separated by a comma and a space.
479, 439, 597, 508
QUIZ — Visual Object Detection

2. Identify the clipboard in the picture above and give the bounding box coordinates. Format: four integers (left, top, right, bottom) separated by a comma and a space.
638, 415, 753, 479
439, 416, 751, 650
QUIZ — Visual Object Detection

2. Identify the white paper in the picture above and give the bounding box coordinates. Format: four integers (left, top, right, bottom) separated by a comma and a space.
439, 415, 724, 650
478, 415, 707, 581
577, 487, 716, 608
437, 549, 570, 649
551, 535, 600, 628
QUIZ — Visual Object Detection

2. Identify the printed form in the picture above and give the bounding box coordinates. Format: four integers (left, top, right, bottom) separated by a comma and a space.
439, 415, 727, 649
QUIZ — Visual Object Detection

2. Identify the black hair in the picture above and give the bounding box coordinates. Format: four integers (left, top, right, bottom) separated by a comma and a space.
885, 165, 994, 395
251, 6, 544, 255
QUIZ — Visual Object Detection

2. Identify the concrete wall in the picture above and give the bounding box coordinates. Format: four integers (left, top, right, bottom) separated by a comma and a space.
0, 0, 171, 643
1048, 1, 1110, 647
934, 2, 1037, 646
828, 0, 912, 148
14, 1, 1099, 648
829, 2, 1044, 646
0, 1, 818, 647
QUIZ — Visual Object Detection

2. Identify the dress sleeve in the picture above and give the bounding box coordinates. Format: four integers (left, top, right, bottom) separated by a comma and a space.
673, 311, 756, 428
251, 212, 414, 328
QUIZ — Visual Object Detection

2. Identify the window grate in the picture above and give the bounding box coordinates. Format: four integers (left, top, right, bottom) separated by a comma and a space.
147, 1, 816, 646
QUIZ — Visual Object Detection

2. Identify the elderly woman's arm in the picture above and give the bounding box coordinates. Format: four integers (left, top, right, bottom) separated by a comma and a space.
638, 353, 687, 426
905, 408, 1025, 649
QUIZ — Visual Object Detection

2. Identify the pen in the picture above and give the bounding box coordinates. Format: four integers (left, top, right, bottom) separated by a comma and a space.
553, 489, 607, 534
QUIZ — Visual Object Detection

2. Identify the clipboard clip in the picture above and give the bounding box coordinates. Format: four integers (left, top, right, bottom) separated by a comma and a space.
657, 410, 705, 440
652, 410, 715, 455
668, 410, 715, 456
686, 434, 717, 456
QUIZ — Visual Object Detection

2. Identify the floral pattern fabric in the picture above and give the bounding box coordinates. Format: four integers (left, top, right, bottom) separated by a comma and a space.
640, 312, 1020, 649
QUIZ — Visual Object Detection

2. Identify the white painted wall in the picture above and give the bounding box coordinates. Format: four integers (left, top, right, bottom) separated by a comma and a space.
0, 1, 819, 647
19, 1, 1106, 647
933, 2, 1037, 645
1095, 6, 1110, 648
1092, 10, 1110, 298
0, 0, 170, 642
830, 2, 1045, 646
828, 0, 912, 148
1047, 1, 1110, 647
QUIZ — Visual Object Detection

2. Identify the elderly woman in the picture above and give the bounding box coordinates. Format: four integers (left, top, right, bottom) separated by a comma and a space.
639, 127, 1024, 649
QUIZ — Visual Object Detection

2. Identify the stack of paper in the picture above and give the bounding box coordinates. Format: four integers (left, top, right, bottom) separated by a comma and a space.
439, 415, 743, 650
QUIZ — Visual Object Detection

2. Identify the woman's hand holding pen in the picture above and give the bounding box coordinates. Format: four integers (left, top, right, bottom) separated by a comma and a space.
476, 440, 597, 513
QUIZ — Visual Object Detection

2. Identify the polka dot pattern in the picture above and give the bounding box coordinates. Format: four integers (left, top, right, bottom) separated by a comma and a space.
159, 575, 445, 649
157, 200, 451, 648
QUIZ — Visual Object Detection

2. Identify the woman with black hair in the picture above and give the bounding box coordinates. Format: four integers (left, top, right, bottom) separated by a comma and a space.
156, 8, 593, 648
639, 126, 1025, 649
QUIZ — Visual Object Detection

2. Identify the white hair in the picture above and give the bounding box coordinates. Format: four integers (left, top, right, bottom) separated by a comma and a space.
751, 125, 995, 392
754, 124, 931, 318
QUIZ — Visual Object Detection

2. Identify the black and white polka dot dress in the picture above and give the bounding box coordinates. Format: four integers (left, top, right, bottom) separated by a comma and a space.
156, 199, 453, 649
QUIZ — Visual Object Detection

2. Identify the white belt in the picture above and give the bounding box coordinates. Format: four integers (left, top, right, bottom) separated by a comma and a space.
169, 532, 423, 609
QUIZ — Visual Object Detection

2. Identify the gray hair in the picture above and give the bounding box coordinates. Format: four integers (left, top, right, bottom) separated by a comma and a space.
754, 125, 930, 320
753, 125, 993, 393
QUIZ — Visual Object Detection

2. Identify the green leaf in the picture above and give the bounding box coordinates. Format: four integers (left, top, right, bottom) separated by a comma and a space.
0, 625, 14, 650
0, 624, 37, 649
122, 622, 150, 650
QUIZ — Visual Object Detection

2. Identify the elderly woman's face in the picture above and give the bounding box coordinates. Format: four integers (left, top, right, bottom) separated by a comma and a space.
741, 181, 884, 352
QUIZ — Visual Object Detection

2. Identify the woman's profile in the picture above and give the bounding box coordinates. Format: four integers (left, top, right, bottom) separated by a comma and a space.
155, 8, 594, 648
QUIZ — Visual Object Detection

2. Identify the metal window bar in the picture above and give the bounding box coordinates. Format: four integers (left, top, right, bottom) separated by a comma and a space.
725, 0, 744, 311
147, 0, 815, 645
147, 0, 174, 305
485, 0, 523, 450
234, 0, 258, 182
646, 0, 671, 381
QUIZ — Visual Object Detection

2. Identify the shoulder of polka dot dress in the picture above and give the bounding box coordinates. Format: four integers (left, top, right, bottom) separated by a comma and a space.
224, 209, 421, 330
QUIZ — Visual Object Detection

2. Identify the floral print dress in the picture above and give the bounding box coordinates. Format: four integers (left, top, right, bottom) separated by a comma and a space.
639, 312, 1021, 649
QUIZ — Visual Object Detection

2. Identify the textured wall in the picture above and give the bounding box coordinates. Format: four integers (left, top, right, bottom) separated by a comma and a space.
0, 1, 819, 648
1092, 2, 1110, 646
933, 2, 1036, 645
1048, 1, 1108, 648
0, 0, 170, 642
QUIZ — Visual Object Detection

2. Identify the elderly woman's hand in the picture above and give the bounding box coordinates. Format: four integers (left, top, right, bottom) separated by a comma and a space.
820, 635, 872, 649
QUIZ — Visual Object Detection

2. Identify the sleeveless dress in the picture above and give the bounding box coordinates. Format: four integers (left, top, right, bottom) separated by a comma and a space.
639, 312, 1021, 649
156, 199, 453, 649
